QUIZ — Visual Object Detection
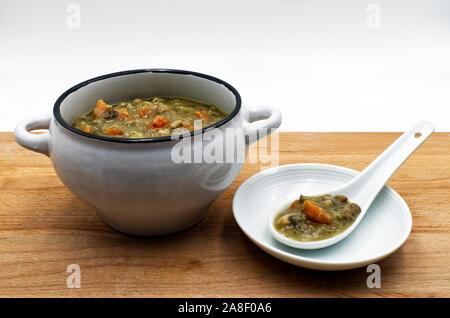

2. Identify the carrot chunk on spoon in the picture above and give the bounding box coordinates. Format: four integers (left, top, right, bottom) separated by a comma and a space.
302, 200, 333, 224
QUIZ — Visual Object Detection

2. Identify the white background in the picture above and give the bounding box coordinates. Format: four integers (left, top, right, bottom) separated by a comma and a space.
1, 0, 449, 132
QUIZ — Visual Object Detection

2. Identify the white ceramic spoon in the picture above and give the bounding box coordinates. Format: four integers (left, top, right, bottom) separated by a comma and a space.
269, 121, 435, 249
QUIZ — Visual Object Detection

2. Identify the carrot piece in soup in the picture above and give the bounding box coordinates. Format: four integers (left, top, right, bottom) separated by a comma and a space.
139, 107, 151, 118
117, 109, 132, 120
150, 115, 169, 130
302, 200, 333, 224
182, 121, 193, 130
83, 126, 93, 133
104, 127, 124, 136
93, 99, 108, 118
290, 199, 300, 209
194, 109, 210, 121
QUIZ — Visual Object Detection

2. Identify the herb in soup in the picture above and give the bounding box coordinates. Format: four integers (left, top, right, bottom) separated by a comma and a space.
274, 194, 361, 242
71, 97, 228, 138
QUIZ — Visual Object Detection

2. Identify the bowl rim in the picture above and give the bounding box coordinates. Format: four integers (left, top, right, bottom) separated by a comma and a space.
53, 68, 242, 143
232, 163, 413, 269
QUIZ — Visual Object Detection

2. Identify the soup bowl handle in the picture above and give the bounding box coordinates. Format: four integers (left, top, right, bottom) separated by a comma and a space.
242, 105, 282, 143
14, 115, 52, 156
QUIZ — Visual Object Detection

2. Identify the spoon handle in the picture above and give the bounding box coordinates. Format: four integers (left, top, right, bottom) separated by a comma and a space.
346, 121, 435, 211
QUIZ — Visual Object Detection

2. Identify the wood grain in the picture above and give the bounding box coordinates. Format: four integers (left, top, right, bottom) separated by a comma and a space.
0, 132, 449, 297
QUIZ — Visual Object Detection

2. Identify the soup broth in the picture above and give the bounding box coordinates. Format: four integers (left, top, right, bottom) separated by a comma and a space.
274, 194, 361, 242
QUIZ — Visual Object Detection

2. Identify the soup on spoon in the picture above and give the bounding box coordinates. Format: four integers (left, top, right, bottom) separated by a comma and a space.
274, 194, 361, 242
269, 121, 435, 249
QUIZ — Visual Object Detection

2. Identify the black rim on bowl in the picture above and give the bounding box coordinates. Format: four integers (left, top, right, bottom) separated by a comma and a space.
53, 69, 242, 143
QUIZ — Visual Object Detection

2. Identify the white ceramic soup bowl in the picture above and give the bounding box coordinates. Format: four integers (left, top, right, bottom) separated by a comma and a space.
15, 69, 281, 236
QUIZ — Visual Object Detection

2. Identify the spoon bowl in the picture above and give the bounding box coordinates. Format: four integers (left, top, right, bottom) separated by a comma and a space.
269, 121, 434, 250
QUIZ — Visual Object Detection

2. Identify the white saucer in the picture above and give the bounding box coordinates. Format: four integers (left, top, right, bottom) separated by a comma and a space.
232, 164, 412, 270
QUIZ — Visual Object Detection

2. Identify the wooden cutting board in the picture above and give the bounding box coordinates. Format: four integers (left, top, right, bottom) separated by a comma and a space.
0, 132, 449, 297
